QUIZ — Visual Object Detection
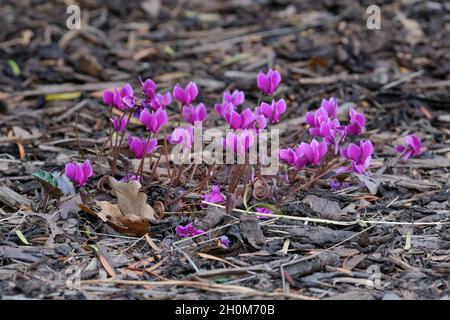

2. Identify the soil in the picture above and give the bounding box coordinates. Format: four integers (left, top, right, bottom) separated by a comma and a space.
0, 0, 449, 300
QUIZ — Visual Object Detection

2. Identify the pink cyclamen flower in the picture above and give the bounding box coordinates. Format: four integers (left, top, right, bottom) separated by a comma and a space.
219, 235, 230, 248
176, 222, 205, 238
214, 101, 235, 118
320, 97, 338, 119
120, 173, 141, 183
257, 69, 281, 95
225, 108, 256, 130
330, 180, 350, 191
310, 118, 341, 138
305, 107, 330, 129
279, 147, 298, 167
203, 185, 225, 206
224, 129, 255, 155
256, 207, 272, 220
140, 78, 157, 99
345, 108, 366, 136
299, 139, 328, 166
253, 114, 267, 133
65, 159, 93, 187
139, 107, 168, 133
128, 136, 158, 159
167, 126, 194, 149
111, 116, 127, 132
223, 90, 245, 106
340, 140, 373, 174
395, 134, 421, 161
182, 103, 207, 124
173, 81, 198, 106
256, 99, 286, 123
279, 139, 328, 170
103, 84, 134, 110
324, 126, 346, 154
149, 92, 172, 110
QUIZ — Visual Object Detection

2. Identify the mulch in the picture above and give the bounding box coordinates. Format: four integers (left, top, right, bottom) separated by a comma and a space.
0, 0, 449, 300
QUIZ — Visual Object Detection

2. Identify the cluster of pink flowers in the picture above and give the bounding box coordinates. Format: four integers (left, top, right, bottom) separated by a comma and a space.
214, 70, 285, 156
280, 97, 374, 175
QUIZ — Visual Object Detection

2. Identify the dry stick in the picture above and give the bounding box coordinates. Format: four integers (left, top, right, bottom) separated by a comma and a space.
202, 201, 449, 227
78, 279, 315, 300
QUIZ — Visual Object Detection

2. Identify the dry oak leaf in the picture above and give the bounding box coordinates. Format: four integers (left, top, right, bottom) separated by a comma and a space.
85, 177, 156, 236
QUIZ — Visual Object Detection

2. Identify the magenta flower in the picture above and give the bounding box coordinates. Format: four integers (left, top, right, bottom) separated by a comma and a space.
176, 222, 205, 238
111, 116, 127, 132
120, 174, 141, 183
225, 108, 256, 130
279, 147, 298, 167
173, 81, 198, 106
320, 97, 338, 119
310, 118, 341, 138
141, 78, 157, 99
203, 185, 225, 205
128, 136, 158, 159
224, 129, 255, 155
324, 126, 346, 154
279, 139, 328, 170
182, 103, 207, 124
257, 69, 281, 95
64, 159, 93, 187
103, 84, 134, 110
139, 107, 168, 133
167, 126, 194, 149
149, 92, 172, 110
219, 235, 230, 248
395, 134, 421, 161
256, 207, 272, 220
330, 180, 350, 191
214, 101, 235, 118
345, 108, 366, 136
256, 99, 286, 123
299, 139, 328, 166
305, 108, 331, 131
223, 90, 245, 106
253, 114, 267, 133
340, 140, 373, 174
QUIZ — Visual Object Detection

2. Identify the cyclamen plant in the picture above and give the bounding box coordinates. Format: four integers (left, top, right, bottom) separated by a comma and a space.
61, 68, 423, 241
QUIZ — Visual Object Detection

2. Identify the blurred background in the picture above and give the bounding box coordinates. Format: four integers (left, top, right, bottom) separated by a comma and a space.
0, 0, 449, 147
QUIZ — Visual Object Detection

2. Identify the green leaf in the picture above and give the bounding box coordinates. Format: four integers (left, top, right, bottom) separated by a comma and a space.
52, 171, 75, 196
213, 277, 230, 284
15, 229, 29, 245
86, 244, 99, 253
33, 170, 63, 198
7, 59, 21, 76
